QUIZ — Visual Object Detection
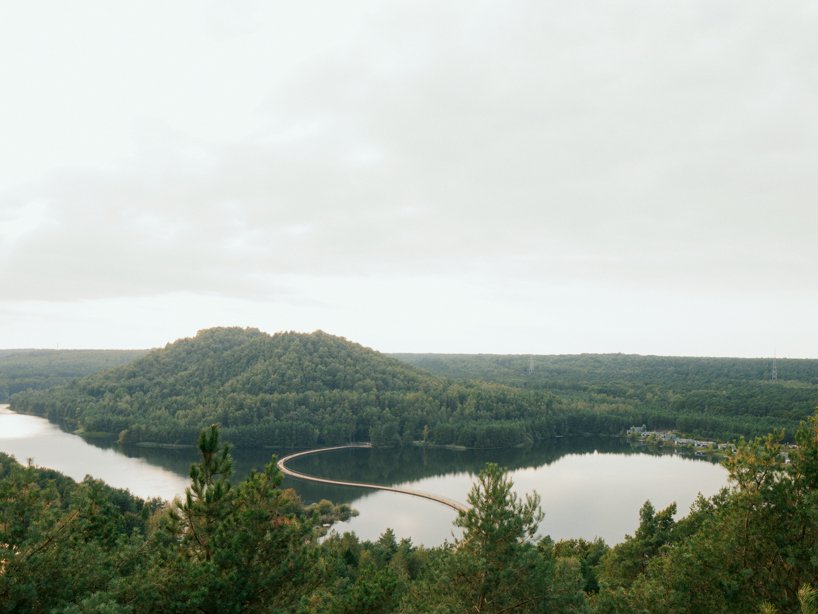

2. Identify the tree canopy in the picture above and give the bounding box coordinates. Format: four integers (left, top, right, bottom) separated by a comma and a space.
4, 412, 818, 611
10, 328, 573, 449
8, 330, 818, 449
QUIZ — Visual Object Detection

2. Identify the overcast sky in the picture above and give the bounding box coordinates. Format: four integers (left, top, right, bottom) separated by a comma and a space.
1, 1, 816, 357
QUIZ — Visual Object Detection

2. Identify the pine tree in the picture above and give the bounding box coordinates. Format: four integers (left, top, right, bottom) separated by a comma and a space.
447, 463, 552, 612
170, 423, 233, 561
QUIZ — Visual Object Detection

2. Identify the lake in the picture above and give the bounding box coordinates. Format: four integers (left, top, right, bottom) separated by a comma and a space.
0, 404, 729, 545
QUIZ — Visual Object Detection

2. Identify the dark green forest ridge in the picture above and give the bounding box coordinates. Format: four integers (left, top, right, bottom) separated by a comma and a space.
0, 349, 148, 402
9, 327, 818, 447
394, 352, 818, 442
11, 328, 559, 448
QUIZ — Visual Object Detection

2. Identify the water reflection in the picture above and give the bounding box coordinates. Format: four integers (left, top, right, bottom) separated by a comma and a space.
0, 405, 189, 501
0, 410, 44, 438
320, 448, 728, 545
115, 431, 729, 545
0, 405, 730, 546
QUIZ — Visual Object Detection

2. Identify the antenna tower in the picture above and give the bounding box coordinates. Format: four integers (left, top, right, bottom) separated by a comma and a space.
771, 351, 778, 381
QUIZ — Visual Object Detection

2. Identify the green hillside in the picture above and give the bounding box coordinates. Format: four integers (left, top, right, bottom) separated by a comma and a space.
11, 332, 817, 449
11, 328, 571, 448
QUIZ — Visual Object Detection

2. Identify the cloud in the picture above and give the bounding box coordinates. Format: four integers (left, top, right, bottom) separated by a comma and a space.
1, 0, 816, 354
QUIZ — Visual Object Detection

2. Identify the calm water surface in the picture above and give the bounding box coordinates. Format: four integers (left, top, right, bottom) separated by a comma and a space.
0, 404, 188, 500
0, 404, 729, 545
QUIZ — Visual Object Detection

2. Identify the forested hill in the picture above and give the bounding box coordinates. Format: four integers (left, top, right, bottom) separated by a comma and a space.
0, 349, 149, 402
12, 333, 818, 448
10, 328, 567, 449
392, 353, 818, 440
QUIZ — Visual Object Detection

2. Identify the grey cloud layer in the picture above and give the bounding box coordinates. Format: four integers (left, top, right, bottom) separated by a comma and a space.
2, 1, 817, 303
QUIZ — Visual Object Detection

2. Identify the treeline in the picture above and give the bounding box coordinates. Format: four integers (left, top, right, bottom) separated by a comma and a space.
391, 353, 818, 387
3, 415, 818, 612
10, 328, 641, 449
394, 353, 818, 441
0, 348, 148, 402
9, 331, 818, 448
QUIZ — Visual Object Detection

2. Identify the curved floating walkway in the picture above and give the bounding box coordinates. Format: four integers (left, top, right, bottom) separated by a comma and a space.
277, 444, 469, 513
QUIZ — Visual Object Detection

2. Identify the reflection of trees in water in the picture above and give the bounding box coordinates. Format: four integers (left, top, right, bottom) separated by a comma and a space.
284, 438, 637, 505
118, 445, 201, 480
118, 445, 292, 483
116, 437, 718, 506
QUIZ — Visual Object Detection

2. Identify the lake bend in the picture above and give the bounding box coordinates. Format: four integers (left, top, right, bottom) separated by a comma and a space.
0, 404, 730, 546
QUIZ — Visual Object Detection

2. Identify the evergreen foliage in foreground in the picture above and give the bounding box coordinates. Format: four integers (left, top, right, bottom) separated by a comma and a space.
2, 412, 818, 612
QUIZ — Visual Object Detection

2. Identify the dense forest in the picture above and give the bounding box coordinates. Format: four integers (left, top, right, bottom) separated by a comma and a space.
9, 329, 818, 448
2, 414, 818, 612
9, 328, 593, 449
0, 349, 147, 402
394, 353, 818, 443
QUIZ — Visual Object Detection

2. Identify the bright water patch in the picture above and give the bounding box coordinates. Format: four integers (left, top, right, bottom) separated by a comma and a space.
0, 404, 730, 545
0, 405, 188, 501
327, 450, 728, 545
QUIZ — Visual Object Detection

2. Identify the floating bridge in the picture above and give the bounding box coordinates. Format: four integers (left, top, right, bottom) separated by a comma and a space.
276, 443, 469, 513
